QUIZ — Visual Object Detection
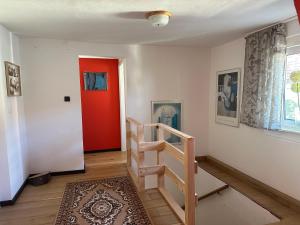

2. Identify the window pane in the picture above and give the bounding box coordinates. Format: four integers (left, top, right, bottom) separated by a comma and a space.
284, 54, 300, 121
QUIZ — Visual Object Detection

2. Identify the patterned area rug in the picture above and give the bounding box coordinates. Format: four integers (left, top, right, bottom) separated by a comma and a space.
55, 176, 152, 225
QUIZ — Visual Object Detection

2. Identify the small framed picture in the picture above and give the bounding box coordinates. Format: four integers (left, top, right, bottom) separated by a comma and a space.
83, 72, 108, 91
151, 100, 182, 144
5, 61, 21, 96
216, 68, 241, 127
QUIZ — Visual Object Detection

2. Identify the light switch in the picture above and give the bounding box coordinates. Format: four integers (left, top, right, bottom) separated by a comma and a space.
64, 96, 70, 102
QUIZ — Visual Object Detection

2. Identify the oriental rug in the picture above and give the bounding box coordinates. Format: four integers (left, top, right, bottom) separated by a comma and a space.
54, 176, 152, 225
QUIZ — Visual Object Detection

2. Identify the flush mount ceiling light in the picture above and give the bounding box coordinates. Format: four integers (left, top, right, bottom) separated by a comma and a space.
146, 10, 172, 27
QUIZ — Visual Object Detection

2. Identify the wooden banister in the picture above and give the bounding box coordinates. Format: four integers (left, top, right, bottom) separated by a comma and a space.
182, 185, 229, 210
165, 166, 185, 194
197, 185, 229, 202
136, 124, 145, 191
183, 137, 196, 225
139, 141, 165, 152
157, 125, 165, 189
158, 123, 193, 139
126, 117, 142, 126
164, 142, 184, 163
126, 117, 197, 225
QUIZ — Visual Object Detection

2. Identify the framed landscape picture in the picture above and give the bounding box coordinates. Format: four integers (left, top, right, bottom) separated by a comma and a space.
83, 72, 108, 91
151, 100, 182, 143
5, 61, 21, 96
216, 68, 241, 127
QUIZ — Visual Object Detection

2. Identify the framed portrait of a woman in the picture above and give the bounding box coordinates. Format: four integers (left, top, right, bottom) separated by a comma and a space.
151, 100, 182, 144
215, 68, 241, 127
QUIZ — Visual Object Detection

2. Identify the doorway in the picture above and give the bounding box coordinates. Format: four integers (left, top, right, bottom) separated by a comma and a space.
79, 57, 124, 153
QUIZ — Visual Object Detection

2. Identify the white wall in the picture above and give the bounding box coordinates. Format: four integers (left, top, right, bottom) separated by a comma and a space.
0, 25, 28, 201
20, 38, 210, 174
208, 20, 300, 201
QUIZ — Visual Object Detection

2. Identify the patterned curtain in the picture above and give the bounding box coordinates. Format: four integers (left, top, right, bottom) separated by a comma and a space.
240, 23, 287, 130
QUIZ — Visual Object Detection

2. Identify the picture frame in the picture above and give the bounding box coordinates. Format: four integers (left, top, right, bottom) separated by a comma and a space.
215, 68, 241, 127
151, 100, 182, 144
5, 61, 22, 97
83, 72, 108, 91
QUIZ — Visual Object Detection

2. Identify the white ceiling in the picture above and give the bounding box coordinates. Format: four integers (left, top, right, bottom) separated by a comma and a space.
0, 0, 297, 47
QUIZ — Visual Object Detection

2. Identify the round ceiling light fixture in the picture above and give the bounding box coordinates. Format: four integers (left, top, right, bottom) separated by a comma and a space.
146, 10, 172, 27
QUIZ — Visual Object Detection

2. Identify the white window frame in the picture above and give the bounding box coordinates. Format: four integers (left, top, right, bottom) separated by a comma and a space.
281, 45, 300, 133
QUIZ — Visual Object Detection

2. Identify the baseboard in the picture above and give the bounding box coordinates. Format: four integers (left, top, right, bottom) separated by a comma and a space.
50, 166, 86, 176
196, 155, 300, 213
195, 156, 207, 162
84, 148, 121, 154
0, 177, 28, 207
0, 165, 86, 207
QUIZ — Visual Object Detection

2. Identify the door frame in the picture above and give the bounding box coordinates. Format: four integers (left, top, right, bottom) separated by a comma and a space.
78, 55, 127, 152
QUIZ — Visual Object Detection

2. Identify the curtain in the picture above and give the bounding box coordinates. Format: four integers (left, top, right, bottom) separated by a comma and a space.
240, 23, 287, 130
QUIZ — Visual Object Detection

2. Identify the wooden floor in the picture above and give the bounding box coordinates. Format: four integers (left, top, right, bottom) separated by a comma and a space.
0, 151, 181, 225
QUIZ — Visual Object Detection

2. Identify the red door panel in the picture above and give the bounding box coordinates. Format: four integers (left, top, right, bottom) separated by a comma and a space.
79, 58, 121, 152
295, 0, 300, 23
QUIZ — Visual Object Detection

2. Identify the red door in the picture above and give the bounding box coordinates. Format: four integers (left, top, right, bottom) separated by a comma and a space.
79, 58, 121, 152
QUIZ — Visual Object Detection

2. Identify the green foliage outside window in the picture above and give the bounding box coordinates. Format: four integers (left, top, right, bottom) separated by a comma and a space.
285, 100, 297, 120
290, 71, 300, 111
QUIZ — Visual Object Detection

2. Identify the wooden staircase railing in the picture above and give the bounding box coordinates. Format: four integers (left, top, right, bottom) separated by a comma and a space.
126, 117, 198, 225
182, 184, 229, 210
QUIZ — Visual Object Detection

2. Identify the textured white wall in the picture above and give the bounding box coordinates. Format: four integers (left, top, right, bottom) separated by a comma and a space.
208, 19, 300, 201
0, 25, 28, 201
20, 38, 210, 174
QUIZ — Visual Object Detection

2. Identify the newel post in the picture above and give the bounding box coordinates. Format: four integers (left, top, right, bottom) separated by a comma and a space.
126, 119, 131, 168
157, 125, 165, 188
184, 137, 196, 225
137, 124, 145, 191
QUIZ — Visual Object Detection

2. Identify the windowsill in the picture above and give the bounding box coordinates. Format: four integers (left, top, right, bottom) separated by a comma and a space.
264, 129, 300, 144
260, 121, 300, 143
281, 120, 300, 134
278, 128, 300, 136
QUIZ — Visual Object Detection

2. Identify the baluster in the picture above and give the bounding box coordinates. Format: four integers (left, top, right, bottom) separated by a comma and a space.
137, 124, 145, 191
157, 125, 165, 188
126, 120, 131, 168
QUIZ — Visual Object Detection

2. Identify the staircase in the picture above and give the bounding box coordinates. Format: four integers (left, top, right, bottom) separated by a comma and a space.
126, 117, 198, 225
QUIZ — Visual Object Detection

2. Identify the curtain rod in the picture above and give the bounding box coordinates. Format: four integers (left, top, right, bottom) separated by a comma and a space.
244, 16, 298, 37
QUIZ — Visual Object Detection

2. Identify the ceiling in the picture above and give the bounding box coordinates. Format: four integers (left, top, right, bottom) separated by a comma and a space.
0, 0, 297, 47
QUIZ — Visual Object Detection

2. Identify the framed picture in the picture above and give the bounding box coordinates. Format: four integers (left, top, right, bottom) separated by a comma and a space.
83, 72, 108, 91
151, 100, 182, 143
216, 68, 241, 127
5, 61, 21, 96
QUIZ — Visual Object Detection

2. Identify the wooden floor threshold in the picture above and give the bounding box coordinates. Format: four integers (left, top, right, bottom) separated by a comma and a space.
196, 156, 300, 225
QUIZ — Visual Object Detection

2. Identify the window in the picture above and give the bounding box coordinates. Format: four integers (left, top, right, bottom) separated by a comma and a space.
282, 46, 300, 132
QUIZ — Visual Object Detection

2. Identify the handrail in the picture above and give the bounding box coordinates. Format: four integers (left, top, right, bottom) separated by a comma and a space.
126, 117, 143, 126
182, 184, 229, 209
144, 123, 193, 139
198, 185, 229, 202
158, 123, 194, 139
126, 117, 197, 225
